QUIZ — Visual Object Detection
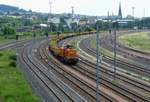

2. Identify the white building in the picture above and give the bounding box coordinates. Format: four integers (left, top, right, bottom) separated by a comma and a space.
48, 17, 60, 24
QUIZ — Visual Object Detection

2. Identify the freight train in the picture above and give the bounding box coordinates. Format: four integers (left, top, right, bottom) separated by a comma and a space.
49, 31, 96, 65
49, 35, 78, 65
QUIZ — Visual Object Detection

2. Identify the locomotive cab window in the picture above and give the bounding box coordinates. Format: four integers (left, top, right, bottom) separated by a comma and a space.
64, 45, 74, 49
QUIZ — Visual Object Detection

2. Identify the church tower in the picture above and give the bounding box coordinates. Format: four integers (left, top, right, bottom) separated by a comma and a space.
118, 2, 122, 19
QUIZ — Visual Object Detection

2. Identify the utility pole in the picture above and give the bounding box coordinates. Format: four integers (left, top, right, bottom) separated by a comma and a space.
108, 11, 111, 34
96, 24, 101, 102
71, 6, 74, 32
112, 21, 117, 80
132, 7, 135, 30
143, 8, 145, 30
108, 11, 113, 45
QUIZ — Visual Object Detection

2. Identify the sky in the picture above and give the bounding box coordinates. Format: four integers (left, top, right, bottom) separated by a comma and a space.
0, 0, 149, 18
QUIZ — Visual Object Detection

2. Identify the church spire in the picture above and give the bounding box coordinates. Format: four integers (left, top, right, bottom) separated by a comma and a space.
118, 1, 122, 19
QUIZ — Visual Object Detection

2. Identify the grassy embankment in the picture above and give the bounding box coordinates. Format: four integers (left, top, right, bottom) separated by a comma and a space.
0, 50, 40, 102
78, 36, 149, 82
119, 32, 150, 53
0, 31, 40, 45
0, 36, 16, 45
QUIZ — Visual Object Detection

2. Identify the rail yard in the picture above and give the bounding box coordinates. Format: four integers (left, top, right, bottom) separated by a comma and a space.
0, 30, 148, 102
1, 1, 150, 102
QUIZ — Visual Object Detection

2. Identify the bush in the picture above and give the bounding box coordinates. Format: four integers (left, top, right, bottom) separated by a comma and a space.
9, 61, 16, 67
9, 55, 17, 61
1, 26, 16, 38
0, 53, 3, 57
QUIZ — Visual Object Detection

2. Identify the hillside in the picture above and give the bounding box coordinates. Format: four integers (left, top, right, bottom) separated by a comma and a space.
0, 4, 29, 14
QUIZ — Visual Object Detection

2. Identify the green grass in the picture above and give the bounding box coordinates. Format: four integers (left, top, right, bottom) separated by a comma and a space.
88, 36, 149, 68
119, 32, 150, 52
0, 36, 16, 45
89, 37, 123, 58
0, 50, 40, 102
85, 36, 150, 82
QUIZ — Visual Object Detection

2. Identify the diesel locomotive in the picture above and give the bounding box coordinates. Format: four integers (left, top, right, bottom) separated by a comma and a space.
49, 36, 78, 65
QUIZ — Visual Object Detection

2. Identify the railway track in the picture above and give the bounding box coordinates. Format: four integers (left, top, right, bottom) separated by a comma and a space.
80, 36, 150, 78
77, 58, 150, 102
17, 32, 150, 102
102, 31, 150, 69
0, 39, 30, 51
78, 44, 150, 92
79, 57, 150, 91
36, 40, 114, 102
78, 34, 150, 86
57, 34, 150, 101
19, 39, 87, 102
38, 36, 149, 101
102, 32, 150, 65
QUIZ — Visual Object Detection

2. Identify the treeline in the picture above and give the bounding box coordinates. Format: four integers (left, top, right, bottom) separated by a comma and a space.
1, 15, 150, 39
0, 4, 28, 14
1, 26, 16, 38
131, 17, 150, 29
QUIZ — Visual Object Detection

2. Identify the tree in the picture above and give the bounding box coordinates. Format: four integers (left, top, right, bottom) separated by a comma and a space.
112, 21, 119, 29
70, 22, 77, 32
1, 26, 16, 38
49, 22, 57, 32
60, 17, 67, 25
85, 27, 94, 33
95, 20, 103, 30
142, 17, 150, 28
58, 23, 64, 32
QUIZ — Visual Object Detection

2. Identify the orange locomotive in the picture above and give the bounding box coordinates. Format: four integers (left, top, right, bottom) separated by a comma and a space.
49, 36, 78, 65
